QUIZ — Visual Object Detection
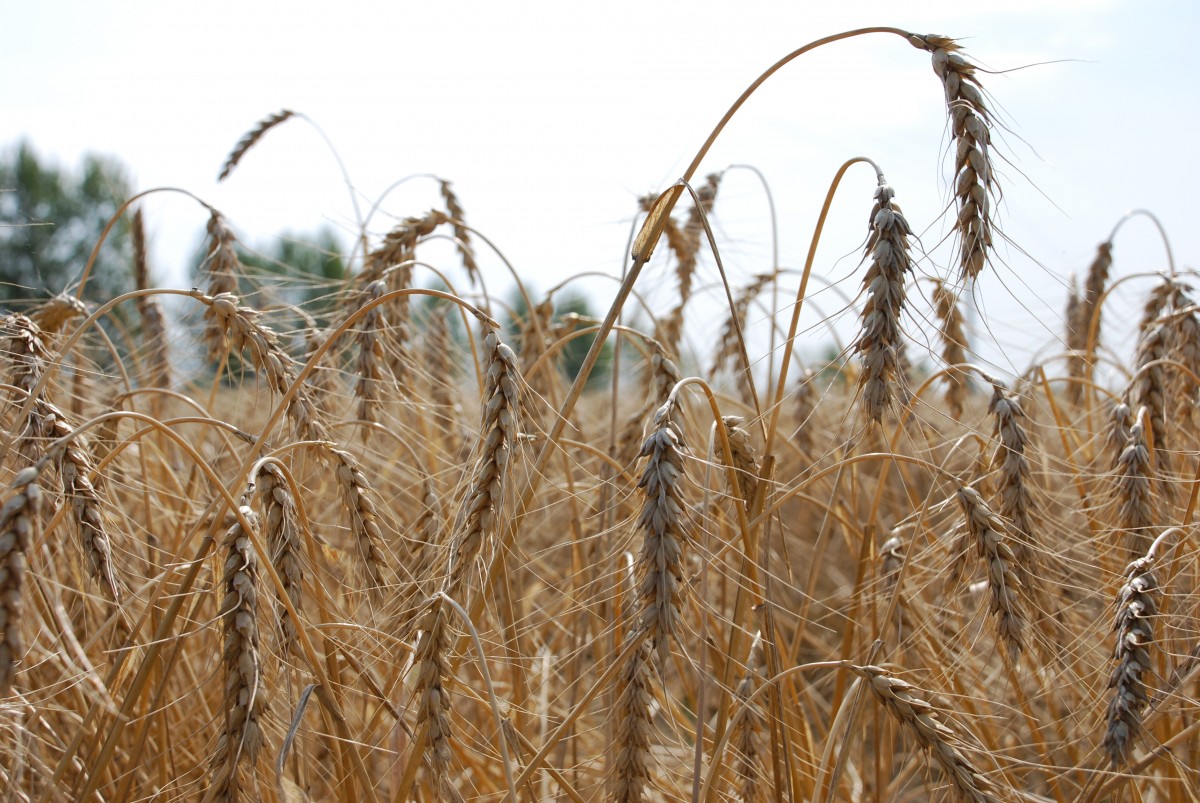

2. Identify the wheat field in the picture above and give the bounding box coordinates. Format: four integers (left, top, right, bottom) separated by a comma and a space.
1, 28, 1198, 802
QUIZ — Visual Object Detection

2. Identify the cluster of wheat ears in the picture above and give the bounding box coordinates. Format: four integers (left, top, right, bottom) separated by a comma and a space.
1, 28, 1198, 802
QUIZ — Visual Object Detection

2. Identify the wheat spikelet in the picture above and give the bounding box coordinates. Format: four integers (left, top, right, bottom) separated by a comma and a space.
4, 314, 55, 466
327, 447, 392, 593
933, 281, 969, 419
1104, 552, 1159, 767
913, 35, 996, 282
853, 663, 999, 803
218, 109, 296, 182
205, 505, 268, 802
711, 272, 772, 381
354, 279, 391, 429
1129, 288, 1172, 475
1163, 281, 1200, 432
720, 416, 760, 509
632, 400, 690, 665
204, 292, 328, 443
30, 292, 86, 335
256, 462, 304, 654
131, 209, 169, 390
424, 305, 462, 451
438, 179, 479, 286
1067, 242, 1113, 403
1113, 408, 1156, 560
855, 180, 915, 424
612, 637, 655, 803
0, 467, 41, 694
443, 331, 520, 603
54, 413, 122, 603
957, 486, 1026, 659
729, 634, 769, 803
987, 383, 1041, 592
413, 601, 464, 802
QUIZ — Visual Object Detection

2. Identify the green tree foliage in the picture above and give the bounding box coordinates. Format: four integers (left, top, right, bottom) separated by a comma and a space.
0, 140, 135, 306
507, 289, 612, 387
233, 227, 347, 326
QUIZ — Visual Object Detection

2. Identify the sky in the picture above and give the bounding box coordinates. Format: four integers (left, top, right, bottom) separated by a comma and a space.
3, 0, 1198, 383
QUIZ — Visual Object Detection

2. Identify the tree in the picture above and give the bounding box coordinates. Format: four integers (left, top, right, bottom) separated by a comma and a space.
507, 288, 612, 388
0, 140, 135, 307
233, 227, 348, 326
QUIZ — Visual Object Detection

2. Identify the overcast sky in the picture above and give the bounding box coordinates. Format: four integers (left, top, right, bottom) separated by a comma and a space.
3, 0, 1197, 382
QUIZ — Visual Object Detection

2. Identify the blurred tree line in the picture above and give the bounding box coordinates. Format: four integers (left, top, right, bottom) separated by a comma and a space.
1, 139, 609, 385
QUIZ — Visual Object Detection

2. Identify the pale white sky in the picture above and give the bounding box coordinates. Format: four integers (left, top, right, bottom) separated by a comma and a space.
3, 0, 1197, 382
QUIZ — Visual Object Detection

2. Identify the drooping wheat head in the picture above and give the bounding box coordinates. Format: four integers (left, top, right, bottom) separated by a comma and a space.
912, 34, 996, 282
218, 109, 296, 182
854, 663, 999, 803
956, 486, 1026, 660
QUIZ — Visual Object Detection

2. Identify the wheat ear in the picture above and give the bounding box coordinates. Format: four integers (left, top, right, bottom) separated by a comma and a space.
205, 505, 267, 803
218, 109, 296, 181
1104, 550, 1160, 766
256, 462, 304, 654
987, 383, 1041, 592
1113, 408, 1156, 560
443, 331, 521, 603
729, 633, 769, 803
327, 447, 392, 593
957, 486, 1026, 659
29, 292, 86, 335
913, 35, 996, 282
413, 600, 465, 802
1067, 241, 1113, 403
855, 180, 915, 424
720, 416, 760, 509
438, 179, 480, 286
0, 468, 41, 694
131, 209, 169, 391
933, 281, 969, 420
354, 279, 391, 429
853, 663, 999, 802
